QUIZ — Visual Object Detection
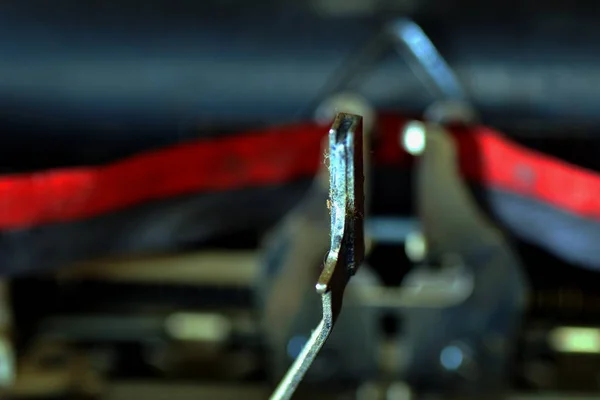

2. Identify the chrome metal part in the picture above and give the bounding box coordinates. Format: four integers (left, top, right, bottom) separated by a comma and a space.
270, 113, 365, 400
389, 19, 466, 102
307, 18, 470, 120
389, 20, 478, 125
270, 292, 335, 400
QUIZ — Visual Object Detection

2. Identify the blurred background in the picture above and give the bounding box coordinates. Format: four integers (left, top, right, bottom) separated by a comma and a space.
2, 1, 600, 399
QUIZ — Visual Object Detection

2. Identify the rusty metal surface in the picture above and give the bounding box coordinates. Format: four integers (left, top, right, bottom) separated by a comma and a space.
270, 113, 365, 400
316, 113, 365, 302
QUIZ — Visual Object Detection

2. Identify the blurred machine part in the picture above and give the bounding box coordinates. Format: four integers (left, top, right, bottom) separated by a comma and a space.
0, 282, 15, 389
399, 121, 526, 397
